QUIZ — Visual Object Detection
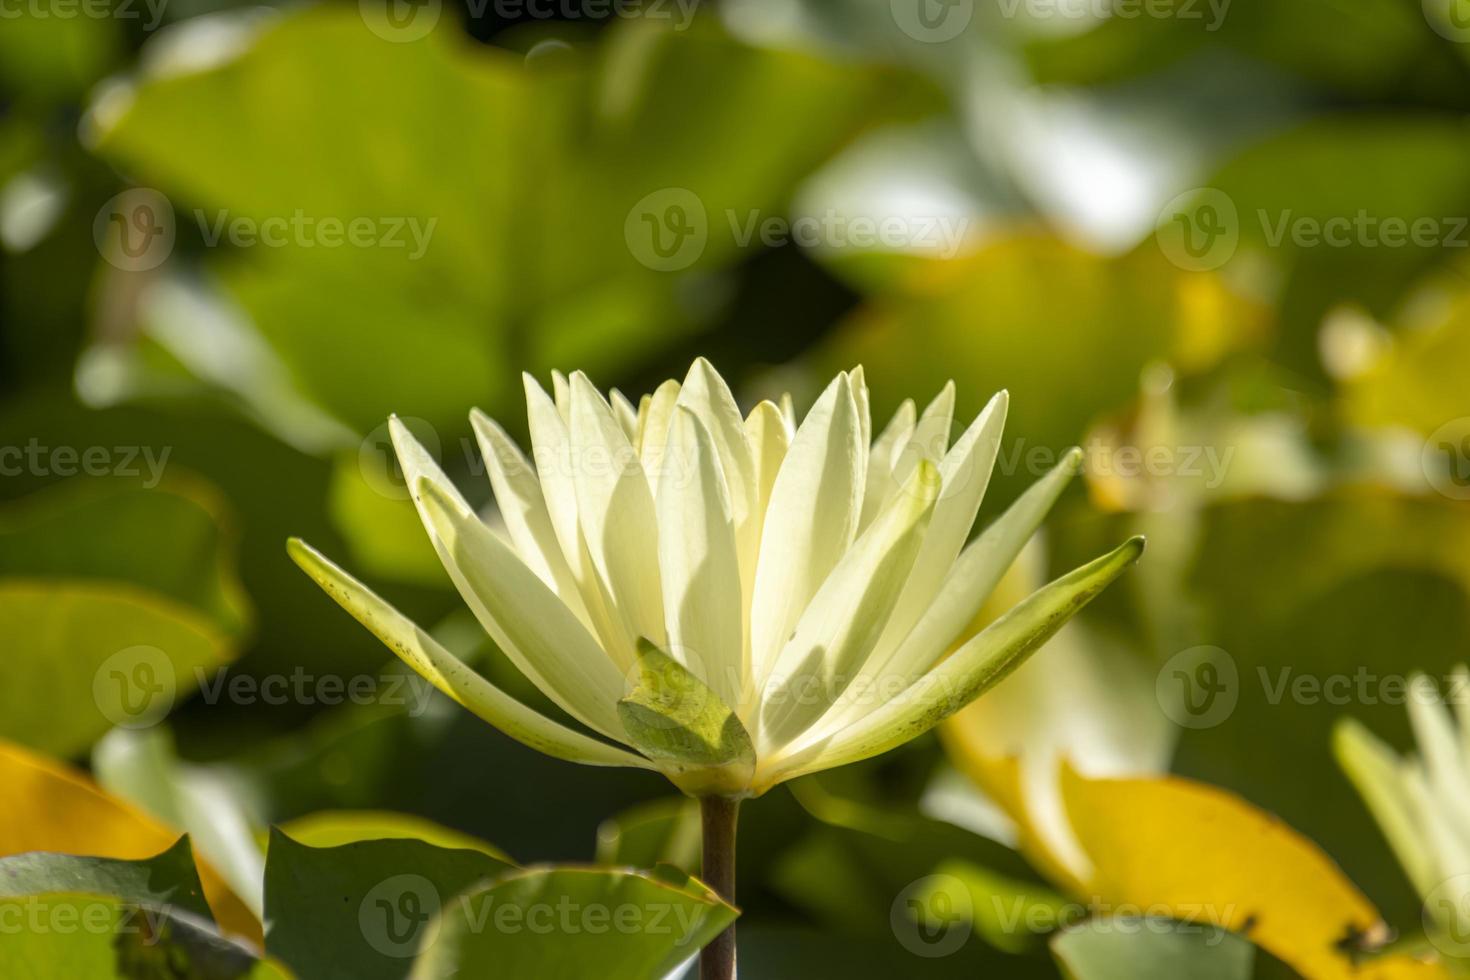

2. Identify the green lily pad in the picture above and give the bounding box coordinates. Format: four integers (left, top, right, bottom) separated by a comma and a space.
409, 865, 738, 980
262, 829, 514, 980
1050, 917, 1297, 979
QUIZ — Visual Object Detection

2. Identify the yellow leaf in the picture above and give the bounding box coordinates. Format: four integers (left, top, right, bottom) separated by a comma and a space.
1059, 766, 1389, 980
278, 810, 512, 864
0, 739, 261, 944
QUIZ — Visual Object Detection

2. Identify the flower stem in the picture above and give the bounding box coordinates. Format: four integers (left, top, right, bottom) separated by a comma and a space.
699, 795, 740, 980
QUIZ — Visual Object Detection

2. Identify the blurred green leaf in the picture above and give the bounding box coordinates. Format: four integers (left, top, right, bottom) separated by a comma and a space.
0, 836, 292, 980
813, 235, 1267, 506
410, 865, 737, 980
1050, 917, 1290, 980
0, 479, 249, 756
263, 829, 514, 980
594, 796, 700, 874
90, 9, 881, 438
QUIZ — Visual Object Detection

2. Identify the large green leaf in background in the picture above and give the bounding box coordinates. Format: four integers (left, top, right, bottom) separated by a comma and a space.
0, 479, 249, 757
87, 8, 883, 437
813, 235, 1266, 506
0, 837, 293, 980
1050, 917, 1298, 980
263, 829, 514, 980
1201, 116, 1470, 377
410, 865, 737, 980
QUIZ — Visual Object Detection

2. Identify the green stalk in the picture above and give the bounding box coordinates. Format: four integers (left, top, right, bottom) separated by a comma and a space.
699, 795, 740, 980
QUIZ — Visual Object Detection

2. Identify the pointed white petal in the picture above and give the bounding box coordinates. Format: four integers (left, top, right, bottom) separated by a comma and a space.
289, 539, 650, 768
639, 379, 682, 492
1334, 719, 1438, 897
744, 400, 792, 529
779, 392, 797, 432
893, 380, 955, 488
551, 370, 571, 425
523, 374, 582, 571
762, 537, 1145, 786
872, 391, 1008, 662
748, 373, 865, 702
569, 372, 666, 654
610, 389, 640, 444
849, 365, 872, 456
824, 447, 1083, 732
658, 409, 744, 710
413, 474, 629, 739
676, 358, 756, 527
858, 399, 916, 532
1408, 676, 1470, 833
757, 460, 941, 750
470, 408, 590, 624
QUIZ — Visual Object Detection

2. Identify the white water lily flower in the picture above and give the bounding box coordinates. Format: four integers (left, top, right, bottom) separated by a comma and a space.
1337, 670, 1470, 951
290, 359, 1142, 798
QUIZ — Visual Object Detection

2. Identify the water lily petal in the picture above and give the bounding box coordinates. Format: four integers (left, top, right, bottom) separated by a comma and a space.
836, 447, 1083, 722
610, 389, 640, 444
522, 374, 583, 576
288, 539, 650, 768
676, 359, 755, 518
871, 391, 1008, 662
748, 372, 864, 702
1334, 718, 1438, 898
639, 379, 682, 490
858, 399, 916, 532
470, 408, 590, 624
413, 474, 629, 739
658, 408, 744, 710
758, 459, 941, 751
892, 380, 955, 488
764, 536, 1144, 787
569, 372, 666, 656
744, 400, 791, 528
